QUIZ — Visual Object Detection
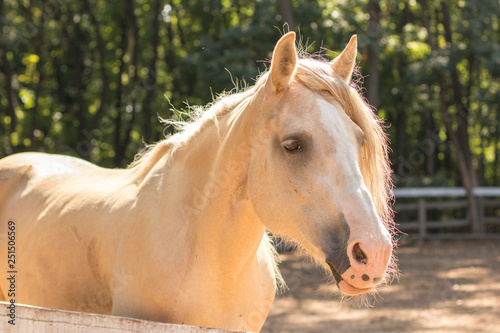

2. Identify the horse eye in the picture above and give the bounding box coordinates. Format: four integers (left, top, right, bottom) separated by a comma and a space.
282, 139, 302, 152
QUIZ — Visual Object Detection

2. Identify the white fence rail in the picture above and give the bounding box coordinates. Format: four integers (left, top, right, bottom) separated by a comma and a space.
0, 302, 244, 333
393, 187, 500, 238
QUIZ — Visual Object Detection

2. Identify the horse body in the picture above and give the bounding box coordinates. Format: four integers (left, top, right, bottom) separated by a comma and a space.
0, 110, 276, 329
0, 32, 394, 332
0, 91, 277, 330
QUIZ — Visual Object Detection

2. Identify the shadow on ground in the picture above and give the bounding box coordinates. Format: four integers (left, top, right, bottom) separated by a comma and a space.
261, 239, 500, 333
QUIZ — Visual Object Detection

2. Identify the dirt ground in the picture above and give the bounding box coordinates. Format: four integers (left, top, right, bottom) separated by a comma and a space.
261, 239, 500, 333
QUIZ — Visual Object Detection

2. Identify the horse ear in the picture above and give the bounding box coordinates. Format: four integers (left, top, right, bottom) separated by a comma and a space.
330, 35, 357, 82
268, 32, 297, 93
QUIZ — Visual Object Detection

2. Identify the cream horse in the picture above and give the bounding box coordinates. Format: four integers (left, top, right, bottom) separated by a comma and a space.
0, 32, 394, 332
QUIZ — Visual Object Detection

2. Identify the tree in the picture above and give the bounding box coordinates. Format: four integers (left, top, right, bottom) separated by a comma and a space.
1, 0, 499, 193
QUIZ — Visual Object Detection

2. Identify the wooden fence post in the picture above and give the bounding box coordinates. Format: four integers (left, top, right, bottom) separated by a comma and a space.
477, 197, 485, 234
418, 198, 427, 236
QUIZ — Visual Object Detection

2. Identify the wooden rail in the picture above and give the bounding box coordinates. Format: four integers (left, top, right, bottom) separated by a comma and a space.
393, 187, 500, 238
0, 302, 245, 333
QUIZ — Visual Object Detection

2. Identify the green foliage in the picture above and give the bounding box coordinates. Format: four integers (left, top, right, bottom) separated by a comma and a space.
0, 0, 499, 185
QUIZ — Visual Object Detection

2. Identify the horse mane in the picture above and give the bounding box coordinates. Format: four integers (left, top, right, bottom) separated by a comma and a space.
128, 76, 267, 169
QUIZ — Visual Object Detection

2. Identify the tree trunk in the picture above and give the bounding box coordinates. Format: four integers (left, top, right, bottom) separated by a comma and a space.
73, 18, 88, 160
394, 2, 409, 179
0, 0, 19, 153
494, 117, 500, 185
30, 12, 45, 150
424, 109, 436, 176
53, 9, 71, 116
438, 85, 480, 230
142, 0, 162, 143
366, 0, 380, 109
279, 0, 295, 31
114, 14, 129, 167
441, 1, 478, 186
419, 0, 480, 231
115, 0, 139, 167
0, 39, 18, 154
82, 0, 109, 132
123, 0, 140, 161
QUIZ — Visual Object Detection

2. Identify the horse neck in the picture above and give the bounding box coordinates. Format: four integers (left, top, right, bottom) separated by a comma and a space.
146, 91, 269, 279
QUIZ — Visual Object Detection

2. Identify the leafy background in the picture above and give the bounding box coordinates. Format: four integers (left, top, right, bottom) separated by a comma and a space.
1, 0, 499, 189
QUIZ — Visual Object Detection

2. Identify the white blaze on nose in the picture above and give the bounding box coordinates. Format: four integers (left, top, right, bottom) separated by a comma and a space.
317, 97, 391, 280
315, 99, 393, 295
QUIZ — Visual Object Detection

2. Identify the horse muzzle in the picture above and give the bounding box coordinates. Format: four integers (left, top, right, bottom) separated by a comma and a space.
326, 237, 392, 296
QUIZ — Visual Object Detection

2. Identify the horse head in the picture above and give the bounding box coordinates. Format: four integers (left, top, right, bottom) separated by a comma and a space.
247, 32, 394, 296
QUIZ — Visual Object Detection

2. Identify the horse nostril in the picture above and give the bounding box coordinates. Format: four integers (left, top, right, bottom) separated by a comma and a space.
352, 243, 368, 265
